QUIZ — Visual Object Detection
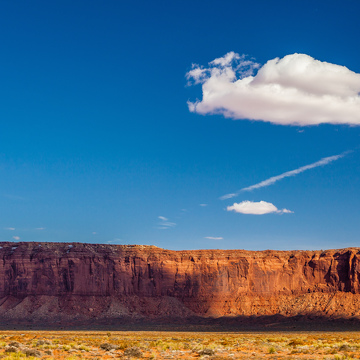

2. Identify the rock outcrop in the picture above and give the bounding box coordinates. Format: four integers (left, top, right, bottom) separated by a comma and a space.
1, 242, 360, 326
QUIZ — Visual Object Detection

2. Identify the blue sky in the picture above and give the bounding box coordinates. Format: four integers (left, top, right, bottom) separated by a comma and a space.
1, 0, 360, 250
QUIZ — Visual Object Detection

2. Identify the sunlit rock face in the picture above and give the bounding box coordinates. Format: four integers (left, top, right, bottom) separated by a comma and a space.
0, 242, 360, 323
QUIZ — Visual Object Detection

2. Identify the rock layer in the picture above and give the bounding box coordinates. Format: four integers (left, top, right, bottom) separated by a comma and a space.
1, 242, 360, 323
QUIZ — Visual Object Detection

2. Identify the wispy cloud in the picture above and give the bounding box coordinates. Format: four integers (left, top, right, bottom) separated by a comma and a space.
35, 227, 46, 230
187, 52, 360, 126
204, 236, 223, 240
227, 201, 293, 215
199, 204, 208, 207
107, 238, 122, 244
220, 151, 350, 200
12, 236, 20, 240
220, 193, 237, 200
4, 227, 15, 231
156, 216, 176, 230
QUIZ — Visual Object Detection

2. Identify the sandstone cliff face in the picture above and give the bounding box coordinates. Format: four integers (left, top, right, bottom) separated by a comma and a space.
0, 242, 360, 322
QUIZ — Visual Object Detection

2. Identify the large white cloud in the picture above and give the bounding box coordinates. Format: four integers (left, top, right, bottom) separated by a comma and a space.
187, 52, 360, 126
227, 201, 292, 215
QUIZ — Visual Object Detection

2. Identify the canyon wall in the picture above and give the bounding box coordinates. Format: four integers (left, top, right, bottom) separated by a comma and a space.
1, 242, 360, 324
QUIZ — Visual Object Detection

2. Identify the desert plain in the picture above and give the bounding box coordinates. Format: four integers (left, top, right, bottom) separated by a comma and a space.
1, 330, 360, 359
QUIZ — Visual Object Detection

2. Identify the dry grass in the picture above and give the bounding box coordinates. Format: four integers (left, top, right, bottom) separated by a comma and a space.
0, 330, 359, 359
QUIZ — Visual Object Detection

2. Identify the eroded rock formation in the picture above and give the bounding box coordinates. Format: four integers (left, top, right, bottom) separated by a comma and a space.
1, 242, 360, 325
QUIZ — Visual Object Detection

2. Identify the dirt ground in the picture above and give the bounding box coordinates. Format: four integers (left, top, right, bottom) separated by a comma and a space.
0, 330, 360, 359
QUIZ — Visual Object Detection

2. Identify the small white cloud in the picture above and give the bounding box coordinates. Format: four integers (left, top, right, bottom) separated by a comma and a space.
162, 222, 176, 227
199, 204, 208, 207
12, 236, 20, 240
204, 236, 223, 240
35, 227, 45, 230
4, 227, 15, 231
92, 232, 97, 235
157, 216, 176, 230
187, 52, 360, 126
227, 200, 293, 215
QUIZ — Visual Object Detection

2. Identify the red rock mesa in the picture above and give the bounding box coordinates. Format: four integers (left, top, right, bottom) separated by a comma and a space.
0, 242, 360, 324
